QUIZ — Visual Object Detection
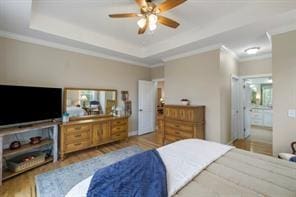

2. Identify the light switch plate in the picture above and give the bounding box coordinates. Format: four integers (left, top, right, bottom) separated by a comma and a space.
288, 109, 296, 118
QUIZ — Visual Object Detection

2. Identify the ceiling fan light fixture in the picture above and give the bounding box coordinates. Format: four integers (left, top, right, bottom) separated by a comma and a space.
149, 23, 157, 31
137, 18, 146, 28
149, 14, 158, 24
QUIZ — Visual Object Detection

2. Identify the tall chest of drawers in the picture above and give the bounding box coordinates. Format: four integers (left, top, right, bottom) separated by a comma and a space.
59, 116, 128, 159
163, 105, 205, 144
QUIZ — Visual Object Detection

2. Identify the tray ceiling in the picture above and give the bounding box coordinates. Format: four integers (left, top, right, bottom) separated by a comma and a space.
1, 0, 296, 66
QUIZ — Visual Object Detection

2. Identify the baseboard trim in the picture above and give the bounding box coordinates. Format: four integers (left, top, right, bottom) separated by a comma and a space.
128, 131, 138, 137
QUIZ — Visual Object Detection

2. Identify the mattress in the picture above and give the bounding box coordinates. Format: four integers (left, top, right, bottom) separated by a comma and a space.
174, 148, 296, 197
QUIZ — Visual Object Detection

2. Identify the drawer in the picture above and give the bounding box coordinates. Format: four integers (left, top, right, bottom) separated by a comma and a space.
165, 121, 193, 132
251, 112, 263, 119
112, 119, 127, 126
65, 140, 90, 152
111, 132, 127, 140
65, 124, 90, 133
111, 125, 127, 134
165, 127, 193, 138
65, 130, 90, 143
165, 134, 183, 143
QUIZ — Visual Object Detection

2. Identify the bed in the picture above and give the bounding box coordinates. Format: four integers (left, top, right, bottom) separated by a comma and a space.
67, 139, 296, 197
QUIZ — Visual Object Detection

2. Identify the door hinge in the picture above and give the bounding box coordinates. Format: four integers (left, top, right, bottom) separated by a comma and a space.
244, 128, 246, 132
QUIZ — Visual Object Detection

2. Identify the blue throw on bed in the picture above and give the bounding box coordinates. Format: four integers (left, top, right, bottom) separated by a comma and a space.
87, 149, 167, 197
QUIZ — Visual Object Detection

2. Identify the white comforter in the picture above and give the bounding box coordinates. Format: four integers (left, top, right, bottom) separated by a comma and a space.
66, 139, 233, 197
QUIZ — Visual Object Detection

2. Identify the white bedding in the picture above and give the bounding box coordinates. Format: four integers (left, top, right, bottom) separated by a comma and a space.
66, 106, 87, 117
66, 139, 233, 197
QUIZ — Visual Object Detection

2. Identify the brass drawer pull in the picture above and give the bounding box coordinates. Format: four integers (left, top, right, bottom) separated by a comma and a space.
175, 125, 180, 128
75, 127, 81, 130
74, 134, 82, 138
74, 143, 81, 146
175, 131, 180, 135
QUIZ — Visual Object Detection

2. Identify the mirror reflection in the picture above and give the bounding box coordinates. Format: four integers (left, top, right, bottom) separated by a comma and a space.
65, 88, 117, 117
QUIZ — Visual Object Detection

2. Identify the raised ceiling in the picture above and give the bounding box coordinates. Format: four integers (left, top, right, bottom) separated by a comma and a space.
1, 0, 296, 66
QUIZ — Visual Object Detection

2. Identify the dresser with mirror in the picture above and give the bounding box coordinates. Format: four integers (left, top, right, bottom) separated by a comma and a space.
59, 88, 129, 159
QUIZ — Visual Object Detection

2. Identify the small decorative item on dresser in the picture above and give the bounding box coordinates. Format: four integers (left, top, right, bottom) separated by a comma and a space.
9, 141, 21, 150
180, 99, 190, 106
30, 136, 42, 145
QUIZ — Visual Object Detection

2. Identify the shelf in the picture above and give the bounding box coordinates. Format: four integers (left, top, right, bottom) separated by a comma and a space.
2, 156, 53, 181
3, 139, 53, 158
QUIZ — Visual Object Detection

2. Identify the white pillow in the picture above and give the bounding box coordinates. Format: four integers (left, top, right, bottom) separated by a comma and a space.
278, 153, 295, 160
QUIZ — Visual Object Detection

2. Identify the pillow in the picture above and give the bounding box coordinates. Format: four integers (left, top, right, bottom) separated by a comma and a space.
278, 153, 295, 161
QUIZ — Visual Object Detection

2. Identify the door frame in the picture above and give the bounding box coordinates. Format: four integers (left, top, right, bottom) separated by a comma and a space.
231, 75, 240, 141
238, 73, 272, 139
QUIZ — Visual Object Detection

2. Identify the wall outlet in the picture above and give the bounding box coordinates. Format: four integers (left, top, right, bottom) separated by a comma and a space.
288, 109, 296, 118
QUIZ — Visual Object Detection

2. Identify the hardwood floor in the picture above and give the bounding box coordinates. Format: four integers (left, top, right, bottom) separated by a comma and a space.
0, 132, 272, 197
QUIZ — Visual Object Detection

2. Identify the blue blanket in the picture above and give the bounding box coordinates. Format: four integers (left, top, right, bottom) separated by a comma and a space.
290, 156, 296, 162
87, 149, 167, 197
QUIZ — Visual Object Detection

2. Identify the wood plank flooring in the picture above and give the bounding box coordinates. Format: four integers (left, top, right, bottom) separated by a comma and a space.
0, 132, 272, 197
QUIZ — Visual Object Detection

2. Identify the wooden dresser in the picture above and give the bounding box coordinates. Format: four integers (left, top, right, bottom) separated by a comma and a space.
163, 105, 205, 144
59, 116, 128, 159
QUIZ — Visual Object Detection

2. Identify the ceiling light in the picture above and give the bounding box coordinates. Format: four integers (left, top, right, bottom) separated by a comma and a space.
137, 18, 146, 28
149, 14, 158, 25
245, 47, 260, 55
149, 23, 157, 31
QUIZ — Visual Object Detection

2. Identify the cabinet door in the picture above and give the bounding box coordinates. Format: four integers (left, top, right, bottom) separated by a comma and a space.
93, 122, 110, 145
263, 111, 273, 127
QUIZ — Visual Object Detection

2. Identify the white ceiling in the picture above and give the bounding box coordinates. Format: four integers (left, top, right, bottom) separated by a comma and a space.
1, 0, 296, 67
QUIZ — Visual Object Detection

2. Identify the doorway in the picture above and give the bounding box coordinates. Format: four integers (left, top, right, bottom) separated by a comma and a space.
243, 76, 273, 144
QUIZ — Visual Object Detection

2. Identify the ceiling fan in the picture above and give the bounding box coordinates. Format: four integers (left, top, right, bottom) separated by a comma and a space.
109, 0, 187, 35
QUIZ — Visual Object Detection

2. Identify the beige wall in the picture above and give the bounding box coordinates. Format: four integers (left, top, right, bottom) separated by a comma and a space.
151, 66, 164, 79
164, 50, 222, 142
239, 58, 272, 76
0, 37, 151, 133
272, 30, 296, 155
220, 48, 239, 144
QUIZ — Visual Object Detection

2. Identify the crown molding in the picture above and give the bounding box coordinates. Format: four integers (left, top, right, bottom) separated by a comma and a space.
239, 53, 272, 62
0, 30, 150, 67
150, 63, 164, 68
267, 23, 296, 36
162, 44, 222, 62
221, 45, 239, 61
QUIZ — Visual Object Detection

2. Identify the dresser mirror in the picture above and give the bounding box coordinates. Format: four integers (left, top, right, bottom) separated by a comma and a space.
64, 88, 117, 119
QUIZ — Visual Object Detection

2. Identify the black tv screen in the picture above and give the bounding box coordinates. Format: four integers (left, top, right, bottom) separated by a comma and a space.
0, 85, 62, 127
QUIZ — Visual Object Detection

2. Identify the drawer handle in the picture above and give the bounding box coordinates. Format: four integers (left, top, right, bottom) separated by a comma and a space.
175, 125, 180, 128
74, 134, 82, 138
74, 143, 81, 146
75, 127, 81, 130
175, 131, 180, 135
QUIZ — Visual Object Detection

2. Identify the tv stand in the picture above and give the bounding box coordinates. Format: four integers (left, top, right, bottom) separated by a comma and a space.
0, 121, 60, 185
18, 124, 34, 129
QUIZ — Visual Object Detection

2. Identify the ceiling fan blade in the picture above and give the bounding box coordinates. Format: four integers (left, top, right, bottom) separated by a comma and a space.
138, 20, 148, 35
157, 0, 187, 13
135, 0, 148, 7
158, 15, 179, 28
109, 13, 139, 18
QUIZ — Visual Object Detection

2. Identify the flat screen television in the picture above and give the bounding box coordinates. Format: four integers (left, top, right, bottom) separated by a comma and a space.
0, 85, 62, 128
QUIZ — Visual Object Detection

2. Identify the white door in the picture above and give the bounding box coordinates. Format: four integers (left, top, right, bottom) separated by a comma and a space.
231, 77, 240, 140
243, 82, 252, 138
138, 80, 156, 135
